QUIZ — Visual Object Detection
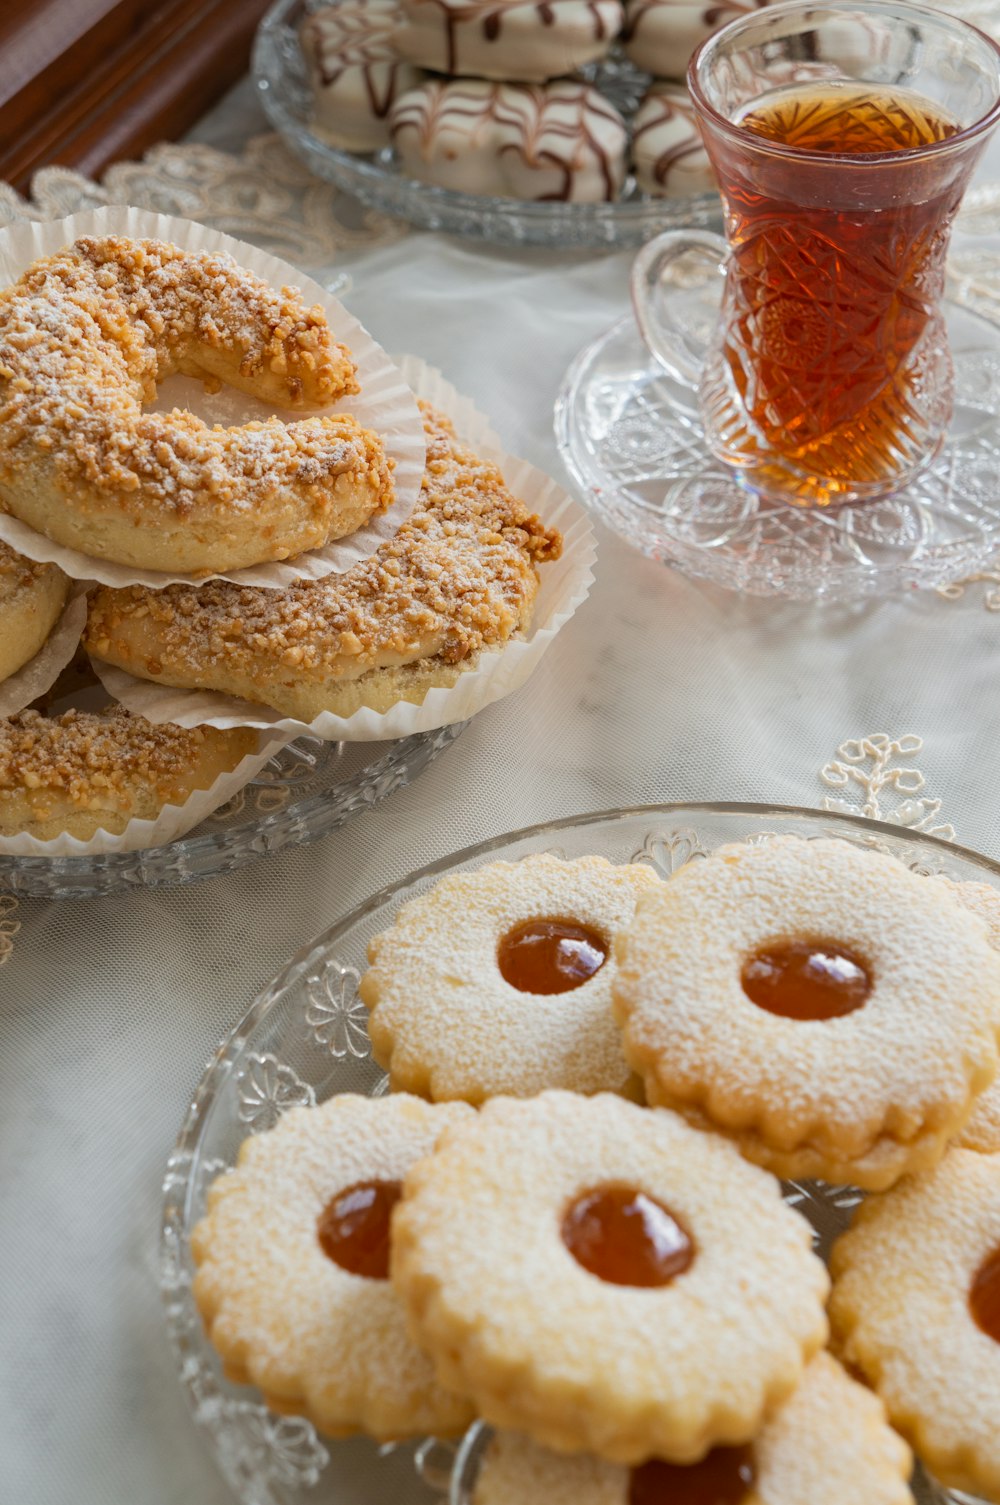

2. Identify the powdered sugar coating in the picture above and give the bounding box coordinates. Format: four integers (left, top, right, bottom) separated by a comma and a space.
470, 1354, 913, 1504
392, 1090, 829, 1463
394, 0, 622, 82
0, 236, 393, 573
302, 1, 427, 150
361, 854, 661, 1101
191, 1093, 475, 1440
85, 404, 561, 720
613, 837, 1000, 1188
390, 80, 628, 202
830, 1148, 1000, 1499
943, 879, 1000, 1154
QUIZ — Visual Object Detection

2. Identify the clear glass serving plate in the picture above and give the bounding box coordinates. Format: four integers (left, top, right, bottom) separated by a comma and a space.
251, 0, 722, 249
556, 281, 1000, 602
0, 727, 461, 900
160, 801, 999, 1505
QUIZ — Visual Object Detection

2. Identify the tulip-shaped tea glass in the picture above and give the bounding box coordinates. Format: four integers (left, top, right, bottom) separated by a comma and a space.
631, 0, 1000, 508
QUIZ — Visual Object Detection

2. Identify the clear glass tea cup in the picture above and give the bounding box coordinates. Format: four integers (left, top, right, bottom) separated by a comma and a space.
631, 0, 1000, 507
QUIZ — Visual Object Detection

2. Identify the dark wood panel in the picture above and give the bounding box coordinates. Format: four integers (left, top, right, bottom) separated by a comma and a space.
0, 0, 274, 193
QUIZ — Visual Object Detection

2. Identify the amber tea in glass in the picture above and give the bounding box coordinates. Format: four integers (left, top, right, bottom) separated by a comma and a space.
631, 2, 1000, 508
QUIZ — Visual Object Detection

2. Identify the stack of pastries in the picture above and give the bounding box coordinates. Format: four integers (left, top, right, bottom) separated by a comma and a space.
300, 0, 731, 201
0, 234, 561, 843
192, 835, 1000, 1502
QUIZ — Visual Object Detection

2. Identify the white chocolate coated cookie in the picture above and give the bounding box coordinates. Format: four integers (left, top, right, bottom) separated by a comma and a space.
191, 1093, 476, 1441
392, 1091, 829, 1464
390, 79, 628, 201
631, 85, 715, 198
470, 1355, 913, 1505
613, 836, 1000, 1190
394, 0, 622, 82
624, 0, 770, 79
302, 0, 427, 150
830, 1149, 1000, 1500
0, 541, 68, 683
360, 854, 661, 1101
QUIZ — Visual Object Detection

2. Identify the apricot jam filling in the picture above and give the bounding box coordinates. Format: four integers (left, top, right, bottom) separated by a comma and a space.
498, 917, 608, 994
741, 938, 871, 1020
317, 1179, 402, 1279
561, 1185, 694, 1287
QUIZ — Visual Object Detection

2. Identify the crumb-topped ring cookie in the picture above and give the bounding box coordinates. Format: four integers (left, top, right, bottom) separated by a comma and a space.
0, 707, 257, 841
192, 1093, 476, 1441
0, 540, 69, 683
0, 236, 393, 573
84, 403, 562, 720
613, 837, 1000, 1190
830, 1148, 1000, 1500
392, 1090, 829, 1464
360, 854, 661, 1101
467, 1353, 913, 1505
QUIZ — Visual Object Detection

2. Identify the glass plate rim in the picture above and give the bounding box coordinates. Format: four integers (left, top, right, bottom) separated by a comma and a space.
0, 724, 463, 896
252, 0, 722, 247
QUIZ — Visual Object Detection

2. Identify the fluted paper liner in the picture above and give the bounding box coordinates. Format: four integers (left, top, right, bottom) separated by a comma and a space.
0, 589, 88, 718
0, 207, 425, 589
92, 356, 597, 742
0, 729, 291, 857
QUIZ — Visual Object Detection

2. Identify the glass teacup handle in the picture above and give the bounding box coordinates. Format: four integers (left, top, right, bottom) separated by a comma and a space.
630, 230, 728, 387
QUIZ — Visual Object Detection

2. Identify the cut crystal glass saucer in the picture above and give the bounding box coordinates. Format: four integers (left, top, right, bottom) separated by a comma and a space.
555, 290, 1000, 602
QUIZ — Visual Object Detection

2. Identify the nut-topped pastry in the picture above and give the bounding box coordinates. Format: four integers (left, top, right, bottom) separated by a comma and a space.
361, 854, 661, 1101
393, 0, 623, 82
192, 1094, 476, 1440
830, 1148, 1000, 1501
0, 708, 257, 841
85, 403, 562, 721
467, 1353, 914, 1504
391, 1091, 829, 1463
0, 541, 69, 683
613, 836, 1000, 1189
0, 236, 392, 573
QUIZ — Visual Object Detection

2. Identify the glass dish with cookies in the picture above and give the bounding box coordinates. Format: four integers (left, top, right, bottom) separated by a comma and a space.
161, 801, 1000, 1505
0, 211, 593, 896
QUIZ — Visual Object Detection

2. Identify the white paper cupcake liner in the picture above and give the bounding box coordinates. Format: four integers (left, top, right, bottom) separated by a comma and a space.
91, 356, 597, 742
0, 730, 290, 857
0, 589, 89, 719
0, 207, 425, 589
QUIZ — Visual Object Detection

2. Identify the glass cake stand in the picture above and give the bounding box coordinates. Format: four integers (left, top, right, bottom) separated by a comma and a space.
161, 802, 998, 1505
555, 267, 1000, 602
252, 0, 722, 249
0, 727, 461, 900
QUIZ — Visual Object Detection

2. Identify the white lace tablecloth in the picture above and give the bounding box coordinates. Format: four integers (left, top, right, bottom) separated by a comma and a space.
4, 77, 1000, 1505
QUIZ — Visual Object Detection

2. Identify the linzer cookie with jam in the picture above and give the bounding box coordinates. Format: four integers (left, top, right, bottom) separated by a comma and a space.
613, 836, 1000, 1189
391, 1091, 829, 1463
301, 0, 427, 150
85, 403, 562, 721
390, 79, 628, 201
830, 1148, 1000, 1501
360, 854, 661, 1101
941, 877, 1000, 1153
191, 1093, 476, 1440
468, 1353, 914, 1505
394, 0, 623, 82
631, 85, 715, 198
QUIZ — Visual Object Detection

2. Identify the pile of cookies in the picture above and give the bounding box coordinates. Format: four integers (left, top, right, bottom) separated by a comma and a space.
300, 0, 733, 200
191, 836, 1000, 1502
0, 233, 562, 844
